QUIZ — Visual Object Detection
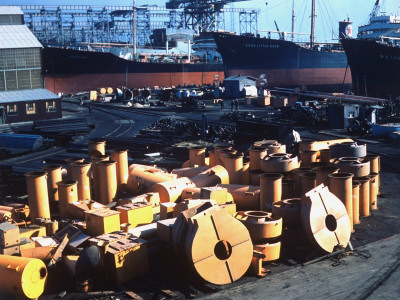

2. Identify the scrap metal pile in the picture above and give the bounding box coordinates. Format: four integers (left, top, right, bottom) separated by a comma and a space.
0, 138, 381, 299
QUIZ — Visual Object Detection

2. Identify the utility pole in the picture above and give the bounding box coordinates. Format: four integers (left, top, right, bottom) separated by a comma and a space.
133, 0, 137, 59
291, 0, 295, 41
310, 0, 315, 47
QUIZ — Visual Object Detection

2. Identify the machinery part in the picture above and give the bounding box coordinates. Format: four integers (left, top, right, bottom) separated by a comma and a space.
272, 198, 302, 227
218, 184, 260, 211
127, 167, 173, 194
249, 146, 268, 171
235, 211, 282, 242
265, 143, 286, 154
75, 246, 102, 282
181, 187, 201, 200
191, 165, 229, 187
212, 145, 232, 167
65, 158, 84, 180
356, 176, 370, 217
352, 181, 361, 225
88, 139, 106, 157
57, 180, 78, 219
329, 142, 367, 158
110, 149, 129, 193
332, 157, 370, 177
249, 169, 264, 186
172, 166, 210, 178
0, 255, 48, 299
299, 138, 353, 152
299, 171, 316, 202
242, 162, 250, 185
259, 173, 283, 211
301, 185, 351, 253
299, 150, 318, 167
185, 209, 253, 285
314, 166, 339, 187
151, 177, 195, 203
208, 150, 216, 167
328, 172, 354, 232
367, 172, 379, 210
254, 241, 281, 262
96, 160, 117, 204
253, 140, 278, 147
292, 167, 313, 197
188, 146, 206, 167
216, 148, 237, 166
43, 165, 62, 202
221, 154, 244, 184
319, 149, 330, 162
71, 162, 91, 201
260, 153, 299, 173
25, 171, 51, 222
364, 154, 380, 173
282, 179, 295, 199
90, 155, 110, 201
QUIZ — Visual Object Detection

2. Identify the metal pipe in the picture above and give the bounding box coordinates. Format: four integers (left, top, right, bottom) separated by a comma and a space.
151, 177, 195, 203
299, 150, 318, 167
357, 176, 370, 217
299, 171, 316, 202
188, 146, 206, 167
56, 180, 78, 219
191, 165, 229, 187
126, 166, 174, 194
88, 139, 106, 157
242, 162, 250, 185
221, 153, 244, 184
96, 160, 117, 204
71, 162, 91, 200
314, 166, 339, 187
249, 146, 267, 171
110, 148, 129, 193
172, 166, 210, 178
65, 157, 84, 180
218, 184, 260, 211
25, 171, 51, 222
215, 147, 235, 166
368, 172, 379, 210
292, 167, 312, 197
319, 149, 330, 162
42, 164, 62, 202
259, 173, 283, 211
90, 155, 109, 202
352, 181, 361, 225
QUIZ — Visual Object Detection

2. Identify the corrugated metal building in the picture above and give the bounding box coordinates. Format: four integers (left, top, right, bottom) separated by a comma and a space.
223, 76, 257, 99
0, 6, 60, 124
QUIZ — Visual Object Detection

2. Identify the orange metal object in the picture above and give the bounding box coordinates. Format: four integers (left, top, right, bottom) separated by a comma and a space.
242, 161, 250, 185
368, 172, 379, 210
216, 148, 237, 166
260, 153, 299, 173
201, 186, 229, 205
221, 153, 244, 184
292, 167, 313, 197
171, 166, 210, 178
249, 169, 264, 186
272, 198, 302, 227
328, 172, 354, 232
96, 160, 117, 204
319, 149, 331, 162
208, 150, 216, 167
333, 157, 370, 177
84, 209, 120, 236
352, 181, 361, 225
43, 165, 62, 202
25, 171, 51, 222
299, 150, 318, 167
90, 155, 110, 201
314, 166, 339, 187
266, 143, 286, 154
71, 161, 91, 201
249, 146, 268, 171
65, 158, 84, 180
299, 171, 316, 202
181, 187, 201, 200
110, 149, 129, 193
126, 167, 174, 194
254, 241, 281, 262
282, 179, 295, 199
235, 211, 282, 242
56, 180, 78, 219
88, 139, 106, 157
151, 177, 195, 203
259, 173, 283, 211
0, 255, 47, 299
116, 202, 153, 227
364, 154, 380, 173
188, 146, 206, 167
213, 146, 233, 166
298, 139, 353, 152
357, 176, 371, 217
191, 165, 229, 187
218, 184, 260, 211
67, 200, 107, 220
302, 185, 351, 253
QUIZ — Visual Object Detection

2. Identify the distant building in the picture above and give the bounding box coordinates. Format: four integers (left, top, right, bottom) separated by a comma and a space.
223, 76, 257, 99
0, 6, 60, 124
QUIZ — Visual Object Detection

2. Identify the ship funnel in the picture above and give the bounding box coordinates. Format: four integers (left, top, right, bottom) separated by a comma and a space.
339, 20, 353, 38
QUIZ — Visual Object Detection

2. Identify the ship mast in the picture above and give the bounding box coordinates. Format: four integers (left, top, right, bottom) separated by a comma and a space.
291, 0, 295, 41
133, 0, 137, 58
310, 0, 315, 46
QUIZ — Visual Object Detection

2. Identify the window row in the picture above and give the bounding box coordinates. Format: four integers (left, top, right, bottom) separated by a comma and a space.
0, 69, 42, 91
0, 48, 41, 70
6, 101, 57, 116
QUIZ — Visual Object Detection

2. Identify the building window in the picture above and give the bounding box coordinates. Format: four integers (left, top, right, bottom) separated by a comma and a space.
26, 102, 36, 114
6, 104, 18, 116
46, 101, 57, 113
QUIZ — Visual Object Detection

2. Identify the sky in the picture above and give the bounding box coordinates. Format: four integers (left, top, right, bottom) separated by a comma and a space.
5, 0, 400, 42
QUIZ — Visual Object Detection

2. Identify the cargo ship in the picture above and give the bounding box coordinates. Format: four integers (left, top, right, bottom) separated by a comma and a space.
213, 0, 352, 93
340, 1, 400, 99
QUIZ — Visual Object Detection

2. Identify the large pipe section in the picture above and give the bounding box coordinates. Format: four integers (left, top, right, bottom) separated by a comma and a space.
213, 145, 232, 166
88, 139, 106, 156
314, 166, 339, 187
191, 165, 229, 187
249, 146, 267, 171
357, 177, 370, 217
110, 149, 129, 193
299, 171, 316, 202
352, 181, 361, 225
292, 167, 312, 197
299, 150, 318, 167
188, 146, 206, 167
96, 160, 117, 204
25, 171, 51, 222
65, 157, 84, 180
328, 172, 354, 231
56, 180, 78, 219
218, 184, 260, 211
221, 153, 244, 184
151, 177, 195, 203
172, 166, 210, 178
71, 162, 91, 200
259, 173, 283, 211
0, 255, 48, 299
368, 172, 379, 210
42, 164, 62, 202
90, 155, 110, 201
127, 167, 176, 195
216, 148, 236, 166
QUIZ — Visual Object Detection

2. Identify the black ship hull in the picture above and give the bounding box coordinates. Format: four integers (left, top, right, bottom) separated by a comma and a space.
213, 33, 352, 92
341, 38, 400, 99
42, 47, 224, 94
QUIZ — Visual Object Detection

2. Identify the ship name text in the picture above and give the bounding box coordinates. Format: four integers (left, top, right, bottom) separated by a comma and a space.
245, 43, 280, 49
379, 54, 400, 61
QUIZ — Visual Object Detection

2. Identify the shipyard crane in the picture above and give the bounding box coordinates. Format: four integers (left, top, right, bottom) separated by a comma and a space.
370, 0, 381, 18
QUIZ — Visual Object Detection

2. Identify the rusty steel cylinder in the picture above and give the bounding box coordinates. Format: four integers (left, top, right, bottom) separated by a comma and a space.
71, 162, 91, 200
56, 180, 78, 219
352, 181, 361, 225
208, 150, 216, 167
96, 160, 117, 204
213, 145, 232, 166
25, 171, 51, 222
218, 184, 260, 211
88, 139, 106, 156
65, 157, 84, 180
365, 155, 380, 195
249, 146, 267, 171
242, 162, 250, 185
90, 155, 109, 201
282, 179, 295, 199
191, 165, 229, 187
216, 148, 236, 166
110, 149, 129, 192
291, 167, 312, 197
43, 164, 62, 202
328, 172, 354, 231
188, 146, 206, 167
266, 143, 286, 154
259, 173, 283, 211
319, 149, 330, 162
172, 166, 210, 178
222, 153, 244, 184
181, 187, 201, 200
127, 167, 174, 194
151, 177, 195, 203
249, 170, 264, 186
300, 150, 318, 167
314, 166, 339, 187
368, 172, 379, 210
0, 255, 48, 299
357, 176, 371, 217
299, 171, 316, 202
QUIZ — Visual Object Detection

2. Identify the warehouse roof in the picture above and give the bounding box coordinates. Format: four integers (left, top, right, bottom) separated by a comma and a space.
0, 25, 42, 49
0, 89, 59, 104
0, 6, 23, 16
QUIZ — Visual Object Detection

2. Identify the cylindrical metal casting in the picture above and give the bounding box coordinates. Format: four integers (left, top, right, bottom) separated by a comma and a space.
0, 255, 48, 299
65, 157, 84, 180
352, 181, 361, 225
190, 165, 229, 187
88, 139, 106, 156
299, 171, 316, 202
242, 162, 250, 185
110, 149, 129, 192
260, 153, 299, 173
266, 143, 286, 154
172, 166, 210, 178
249, 170, 264, 186
282, 179, 295, 199
181, 187, 201, 200
357, 177, 371, 217
328, 172, 354, 231
43, 164, 62, 202
249, 146, 267, 171
272, 198, 302, 227
314, 166, 339, 187
218, 184, 260, 211
333, 157, 370, 177
329, 142, 367, 158
319, 149, 330, 162
208, 150, 215, 167
368, 172, 379, 210
25, 171, 51, 222
188, 146, 206, 167
217, 148, 237, 167
299, 150, 318, 167
127, 167, 174, 194
90, 155, 110, 201
96, 160, 117, 204
150, 177, 195, 203
56, 180, 78, 219
364, 154, 380, 173
71, 162, 91, 200
292, 167, 313, 197
222, 153, 244, 184
259, 173, 283, 211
